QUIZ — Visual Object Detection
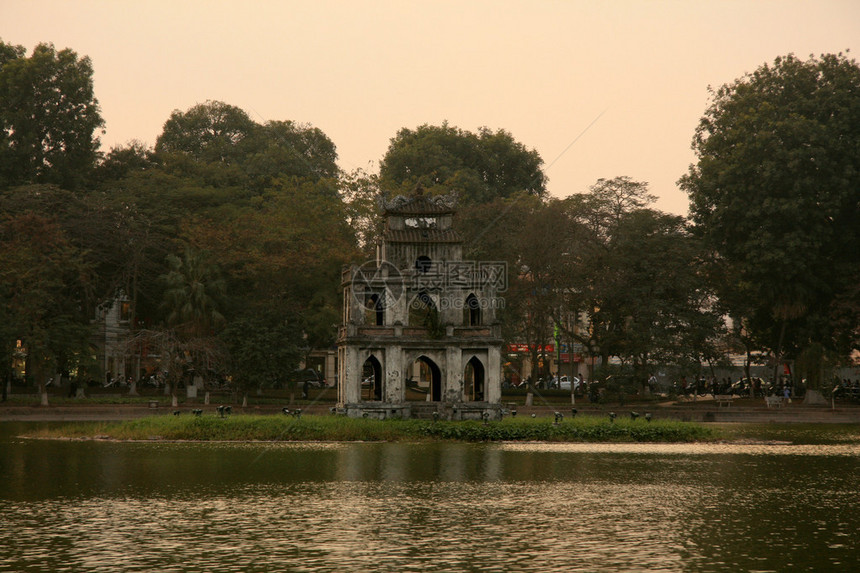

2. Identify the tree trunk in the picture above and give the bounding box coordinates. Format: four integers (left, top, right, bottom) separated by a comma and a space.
772, 317, 788, 391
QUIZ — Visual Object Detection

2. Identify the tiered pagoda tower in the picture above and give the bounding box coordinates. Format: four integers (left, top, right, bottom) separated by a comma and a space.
336, 187, 504, 419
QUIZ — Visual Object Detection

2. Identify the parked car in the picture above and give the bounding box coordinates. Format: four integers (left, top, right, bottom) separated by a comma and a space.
559, 376, 581, 391
295, 368, 326, 388
730, 377, 768, 396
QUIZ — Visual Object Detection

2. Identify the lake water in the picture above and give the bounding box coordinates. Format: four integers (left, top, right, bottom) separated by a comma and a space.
1, 422, 858, 572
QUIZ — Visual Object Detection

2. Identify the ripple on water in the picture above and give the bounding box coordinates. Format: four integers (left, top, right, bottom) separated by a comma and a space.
1, 441, 858, 572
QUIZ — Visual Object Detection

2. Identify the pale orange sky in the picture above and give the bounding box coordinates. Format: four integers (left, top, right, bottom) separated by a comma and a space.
3, 0, 859, 215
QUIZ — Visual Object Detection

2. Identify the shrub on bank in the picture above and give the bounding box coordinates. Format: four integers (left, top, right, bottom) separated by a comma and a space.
414, 416, 711, 442
34, 413, 714, 443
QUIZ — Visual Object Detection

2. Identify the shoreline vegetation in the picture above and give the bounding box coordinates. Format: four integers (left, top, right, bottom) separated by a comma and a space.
23, 414, 860, 445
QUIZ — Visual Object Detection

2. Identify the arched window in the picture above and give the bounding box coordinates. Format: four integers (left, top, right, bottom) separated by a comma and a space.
408, 290, 439, 330
465, 293, 481, 326
365, 293, 384, 326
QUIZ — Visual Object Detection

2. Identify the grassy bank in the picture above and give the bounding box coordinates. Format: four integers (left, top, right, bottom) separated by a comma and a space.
29, 413, 717, 443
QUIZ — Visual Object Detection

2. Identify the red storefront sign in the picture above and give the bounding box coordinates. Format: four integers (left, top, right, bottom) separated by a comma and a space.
506, 344, 555, 354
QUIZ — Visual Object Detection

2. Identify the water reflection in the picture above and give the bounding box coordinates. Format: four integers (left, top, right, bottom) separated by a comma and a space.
1, 423, 858, 572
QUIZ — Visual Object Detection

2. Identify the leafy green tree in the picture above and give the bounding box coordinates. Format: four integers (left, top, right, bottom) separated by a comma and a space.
95, 104, 352, 390
0, 182, 183, 335
0, 213, 93, 404
680, 52, 860, 381
0, 185, 117, 317
586, 176, 657, 222
244, 120, 340, 185
156, 100, 257, 164
339, 168, 384, 256
177, 178, 356, 386
379, 123, 546, 205
93, 145, 251, 326
154, 101, 339, 189
538, 178, 723, 389
598, 209, 722, 382
0, 40, 104, 190
507, 197, 570, 388
161, 247, 226, 339
155, 247, 227, 405
94, 140, 154, 184
220, 313, 304, 405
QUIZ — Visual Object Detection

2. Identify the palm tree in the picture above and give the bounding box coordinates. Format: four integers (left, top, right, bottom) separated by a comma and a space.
159, 247, 226, 405
162, 248, 226, 338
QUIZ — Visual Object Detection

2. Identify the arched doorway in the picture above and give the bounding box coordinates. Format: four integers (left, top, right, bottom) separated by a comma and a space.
362, 355, 383, 401
465, 356, 485, 401
408, 355, 442, 402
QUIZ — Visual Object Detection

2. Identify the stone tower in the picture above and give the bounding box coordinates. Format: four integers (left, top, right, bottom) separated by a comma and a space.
337, 187, 505, 419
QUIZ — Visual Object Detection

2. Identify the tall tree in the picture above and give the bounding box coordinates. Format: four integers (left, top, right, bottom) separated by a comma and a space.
379, 123, 546, 205
220, 313, 304, 405
244, 120, 340, 186
0, 185, 113, 316
156, 100, 257, 164
679, 52, 860, 381
161, 247, 226, 339
176, 176, 357, 389
541, 178, 723, 387
94, 140, 154, 184
339, 168, 384, 256
507, 198, 571, 388
155, 101, 339, 189
0, 41, 104, 190
0, 213, 93, 404
156, 247, 227, 405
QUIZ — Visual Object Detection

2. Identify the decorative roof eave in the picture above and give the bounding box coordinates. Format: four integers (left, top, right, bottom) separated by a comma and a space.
383, 229, 463, 243
380, 185, 458, 215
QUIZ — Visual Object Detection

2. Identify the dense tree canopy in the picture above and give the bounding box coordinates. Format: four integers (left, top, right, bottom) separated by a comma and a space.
379, 123, 547, 205
0, 40, 104, 190
544, 178, 721, 383
0, 83, 354, 392
0, 211, 94, 399
155, 100, 339, 189
6, 37, 855, 399
680, 52, 860, 371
